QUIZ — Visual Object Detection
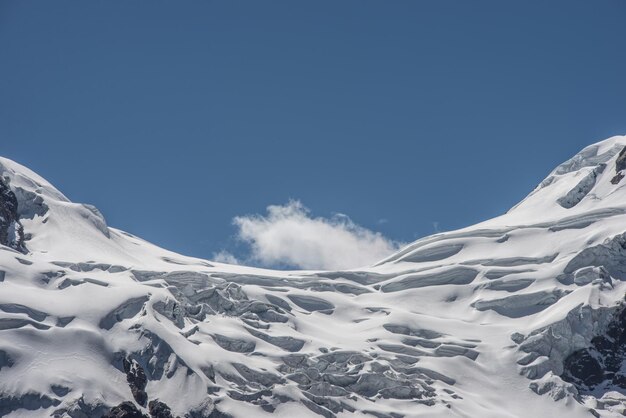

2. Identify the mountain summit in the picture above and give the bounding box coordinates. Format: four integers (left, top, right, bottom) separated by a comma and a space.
2, 136, 626, 417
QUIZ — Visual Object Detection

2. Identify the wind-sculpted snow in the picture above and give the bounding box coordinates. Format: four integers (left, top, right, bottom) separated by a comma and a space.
286, 295, 335, 312
479, 277, 535, 292
212, 334, 256, 353
5, 137, 626, 417
53, 261, 128, 273
557, 164, 606, 209
380, 267, 478, 292
99, 296, 150, 330
12, 187, 48, 220
395, 243, 464, 263
563, 232, 626, 279
472, 289, 569, 318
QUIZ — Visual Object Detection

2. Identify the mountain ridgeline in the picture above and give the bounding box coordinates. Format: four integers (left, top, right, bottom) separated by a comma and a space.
1, 137, 626, 417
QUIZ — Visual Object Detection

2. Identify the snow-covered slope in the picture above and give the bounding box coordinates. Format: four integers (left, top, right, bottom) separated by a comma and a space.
2, 136, 626, 417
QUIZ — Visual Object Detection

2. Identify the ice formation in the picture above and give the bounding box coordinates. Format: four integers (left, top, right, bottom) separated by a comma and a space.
2, 136, 626, 417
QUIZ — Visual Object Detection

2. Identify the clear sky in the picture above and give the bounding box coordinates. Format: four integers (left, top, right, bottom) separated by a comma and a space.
1, 1, 625, 268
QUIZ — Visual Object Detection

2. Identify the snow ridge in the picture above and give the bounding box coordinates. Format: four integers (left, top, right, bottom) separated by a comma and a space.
1, 136, 626, 417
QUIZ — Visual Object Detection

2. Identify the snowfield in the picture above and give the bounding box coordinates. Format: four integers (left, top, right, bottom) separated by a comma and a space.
2, 136, 626, 417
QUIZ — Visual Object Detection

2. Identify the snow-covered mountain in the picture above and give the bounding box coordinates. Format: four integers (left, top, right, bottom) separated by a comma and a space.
2, 136, 626, 418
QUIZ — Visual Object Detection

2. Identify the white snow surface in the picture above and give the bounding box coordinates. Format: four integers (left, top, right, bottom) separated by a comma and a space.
2, 136, 626, 417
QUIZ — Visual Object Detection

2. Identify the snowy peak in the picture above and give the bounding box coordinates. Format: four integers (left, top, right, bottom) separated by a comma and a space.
0, 158, 218, 270
1, 137, 626, 417
3, 136, 626, 268
510, 135, 626, 219
0, 157, 109, 255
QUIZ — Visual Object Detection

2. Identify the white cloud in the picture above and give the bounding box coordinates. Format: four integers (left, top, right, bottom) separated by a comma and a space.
212, 250, 240, 265
231, 200, 402, 270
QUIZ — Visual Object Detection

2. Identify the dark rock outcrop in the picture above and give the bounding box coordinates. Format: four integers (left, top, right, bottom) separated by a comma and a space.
562, 350, 604, 387
0, 392, 61, 417
562, 307, 626, 391
0, 177, 25, 252
610, 172, 624, 185
148, 400, 174, 418
616, 146, 626, 173
102, 401, 148, 418
123, 358, 148, 407
610, 146, 626, 184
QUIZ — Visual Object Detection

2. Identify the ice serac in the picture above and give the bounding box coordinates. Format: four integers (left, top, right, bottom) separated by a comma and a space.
3, 136, 626, 417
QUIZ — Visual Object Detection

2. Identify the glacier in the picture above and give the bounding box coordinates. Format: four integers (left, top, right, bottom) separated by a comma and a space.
2, 136, 626, 417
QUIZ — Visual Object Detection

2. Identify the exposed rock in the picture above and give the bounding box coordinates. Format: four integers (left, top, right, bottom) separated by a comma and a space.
184, 398, 231, 418
52, 395, 109, 417
0, 177, 26, 252
616, 146, 626, 172
9, 140, 626, 417
123, 358, 148, 407
611, 172, 624, 184
148, 400, 175, 418
102, 401, 148, 418
0, 392, 61, 417
562, 350, 604, 387
517, 304, 616, 380
0, 349, 14, 370
610, 146, 626, 184
562, 307, 626, 391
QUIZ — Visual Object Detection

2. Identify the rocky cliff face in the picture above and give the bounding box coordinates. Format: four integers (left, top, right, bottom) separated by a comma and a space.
0, 177, 25, 253
563, 307, 626, 392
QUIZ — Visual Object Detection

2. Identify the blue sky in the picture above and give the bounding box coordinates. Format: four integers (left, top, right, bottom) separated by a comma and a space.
1, 1, 625, 268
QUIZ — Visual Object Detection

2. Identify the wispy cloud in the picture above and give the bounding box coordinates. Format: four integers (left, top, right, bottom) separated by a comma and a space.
212, 250, 240, 265
224, 200, 402, 270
